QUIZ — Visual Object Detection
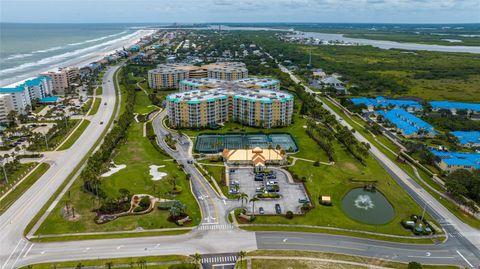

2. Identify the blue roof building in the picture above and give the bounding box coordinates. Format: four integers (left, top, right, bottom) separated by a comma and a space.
431, 149, 480, 172
430, 101, 480, 114
351, 97, 422, 112
376, 108, 436, 138
451, 131, 480, 147
0, 86, 26, 93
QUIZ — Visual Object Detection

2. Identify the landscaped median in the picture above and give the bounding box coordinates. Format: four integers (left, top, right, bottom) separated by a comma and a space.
87, 97, 102, 116
237, 250, 459, 269
20, 255, 194, 269
56, 119, 90, 150
0, 163, 50, 214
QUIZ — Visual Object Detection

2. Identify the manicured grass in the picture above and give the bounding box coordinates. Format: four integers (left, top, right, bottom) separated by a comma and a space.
134, 90, 156, 115
96, 86, 103, 96
35, 121, 201, 235
57, 120, 90, 150
241, 226, 444, 244
200, 163, 228, 197
0, 163, 50, 214
87, 98, 102, 116
248, 250, 460, 269
33, 105, 46, 114
30, 229, 191, 242
0, 163, 37, 193
21, 255, 192, 269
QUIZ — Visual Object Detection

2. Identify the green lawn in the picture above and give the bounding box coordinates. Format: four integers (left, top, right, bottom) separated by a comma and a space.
87, 98, 102, 116
247, 250, 459, 269
96, 86, 103, 96
57, 120, 90, 150
0, 162, 37, 193
134, 90, 156, 115
0, 163, 50, 214
21, 255, 192, 269
35, 122, 201, 235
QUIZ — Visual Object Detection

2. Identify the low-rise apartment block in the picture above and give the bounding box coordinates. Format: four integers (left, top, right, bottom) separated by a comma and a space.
166, 87, 293, 129
432, 150, 480, 173
148, 62, 248, 90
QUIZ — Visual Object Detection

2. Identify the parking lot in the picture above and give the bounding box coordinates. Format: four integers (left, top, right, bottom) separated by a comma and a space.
228, 167, 309, 215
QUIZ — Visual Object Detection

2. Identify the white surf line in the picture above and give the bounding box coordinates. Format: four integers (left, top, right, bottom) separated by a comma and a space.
456, 250, 474, 268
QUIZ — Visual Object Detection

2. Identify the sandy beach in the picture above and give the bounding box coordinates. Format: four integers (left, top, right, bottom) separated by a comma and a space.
1, 29, 156, 88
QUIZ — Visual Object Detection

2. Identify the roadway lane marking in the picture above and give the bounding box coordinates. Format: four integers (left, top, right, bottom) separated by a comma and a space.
407, 256, 453, 259
116, 245, 123, 250
10, 241, 29, 269
456, 250, 474, 268
1, 239, 23, 269
82, 247, 90, 252
23, 243, 34, 258
260, 241, 365, 252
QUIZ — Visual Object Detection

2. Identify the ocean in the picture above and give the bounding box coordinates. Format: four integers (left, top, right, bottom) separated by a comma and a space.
0, 23, 155, 87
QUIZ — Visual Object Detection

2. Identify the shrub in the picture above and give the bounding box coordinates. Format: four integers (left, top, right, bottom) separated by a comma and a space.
407, 261, 422, 269
285, 211, 294, 219
138, 196, 151, 210
313, 160, 320, 166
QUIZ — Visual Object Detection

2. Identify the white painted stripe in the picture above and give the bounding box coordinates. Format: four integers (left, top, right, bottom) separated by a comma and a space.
1, 239, 23, 269
456, 250, 474, 268
23, 243, 34, 258
10, 241, 29, 269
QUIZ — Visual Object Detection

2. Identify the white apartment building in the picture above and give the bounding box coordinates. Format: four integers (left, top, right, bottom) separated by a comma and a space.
0, 94, 14, 122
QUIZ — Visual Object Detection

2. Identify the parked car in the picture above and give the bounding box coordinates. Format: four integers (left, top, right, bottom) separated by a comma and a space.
275, 204, 282, 214
259, 207, 265, 214
298, 198, 309, 204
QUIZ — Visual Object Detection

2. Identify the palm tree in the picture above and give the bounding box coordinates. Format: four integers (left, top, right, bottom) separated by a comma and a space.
193, 253, 202, 268
105, 262, 113, 269
76, 263, 84, 269
238, 251, 246, 269
238, 192, 248, 209
249, 197, 259, 216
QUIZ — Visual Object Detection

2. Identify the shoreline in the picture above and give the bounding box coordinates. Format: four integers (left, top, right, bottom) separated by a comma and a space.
0, 29, 156, 88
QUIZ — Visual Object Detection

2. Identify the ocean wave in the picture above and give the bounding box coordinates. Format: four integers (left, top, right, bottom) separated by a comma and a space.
67, 31, 128, 46
33, 46, 64, 53
0, 30, 143, 76
6, 53, 34, 60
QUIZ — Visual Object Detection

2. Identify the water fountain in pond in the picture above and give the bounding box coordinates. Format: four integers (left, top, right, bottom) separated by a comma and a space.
354, 194, 374, 210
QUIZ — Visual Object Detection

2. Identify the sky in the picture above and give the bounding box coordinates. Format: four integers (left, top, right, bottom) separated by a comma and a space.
0, 0, 479, 23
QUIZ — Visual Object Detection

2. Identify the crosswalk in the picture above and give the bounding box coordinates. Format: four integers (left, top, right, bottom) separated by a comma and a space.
201, 255, 238, 264
196, 224, 236, 230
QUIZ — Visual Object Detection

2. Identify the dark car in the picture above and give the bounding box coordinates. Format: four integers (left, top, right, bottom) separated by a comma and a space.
187, 160, 193, 164
100, 121, 104, 125
259, 207, 265, 214
298, 198, 309, 204
275, 204, 282, 214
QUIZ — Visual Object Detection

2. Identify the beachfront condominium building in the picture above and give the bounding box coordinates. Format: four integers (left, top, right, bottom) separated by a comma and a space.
0, 76, 53, 116
166, 87, 293, 129
0, 94, 14, 122
41, 67, 79, 95
0, 86, 31, 115
148, 62, 248, 90
24, 76, 53, 100
179, 77, 280, 92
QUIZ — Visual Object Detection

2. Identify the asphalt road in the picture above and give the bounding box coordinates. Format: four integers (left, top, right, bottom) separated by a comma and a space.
0, 65, 121, 269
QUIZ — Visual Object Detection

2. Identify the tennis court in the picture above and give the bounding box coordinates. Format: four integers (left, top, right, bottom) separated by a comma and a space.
195, 133, 298, 153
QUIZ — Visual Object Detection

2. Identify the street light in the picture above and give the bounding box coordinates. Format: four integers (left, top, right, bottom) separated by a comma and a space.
44, 133, 49, 150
